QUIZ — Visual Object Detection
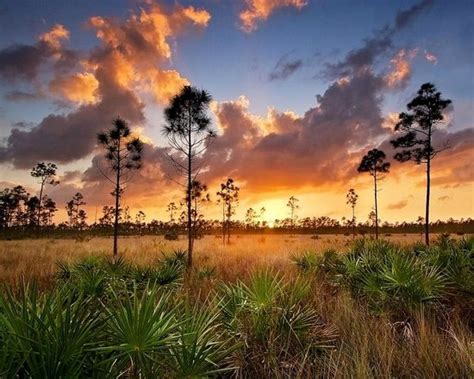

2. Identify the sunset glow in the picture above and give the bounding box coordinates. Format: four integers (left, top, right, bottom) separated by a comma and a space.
0, 0, 472, 225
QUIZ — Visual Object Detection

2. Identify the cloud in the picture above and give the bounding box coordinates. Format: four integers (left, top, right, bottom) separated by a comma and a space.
4, 90, 43, 102
0, 44, 47, 81
382, 127, 474, 189
268, 54, 303, 81
240, 0, 308, 32
394, 0, 433, 30
424, 50, 438, 64
387, 200, 408, 210
11, 121, 35, 129
199, 67, 386, 192
193, 0, 467, 193
39, 24, 70, 50
438, 195, 450, 201
0, 24, 70, 82
0, 2, 211, 168
88, 3, 210, 61
49, 72, 99, 104
384, 48, 417, 88
149, 69, 189, 104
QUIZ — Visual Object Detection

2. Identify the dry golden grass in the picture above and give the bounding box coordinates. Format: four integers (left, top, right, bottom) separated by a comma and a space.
0, 233, 430, 286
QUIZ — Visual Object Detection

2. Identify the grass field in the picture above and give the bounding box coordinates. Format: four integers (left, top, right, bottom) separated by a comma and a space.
0, 234, 472, 377
0, 233, 435, 286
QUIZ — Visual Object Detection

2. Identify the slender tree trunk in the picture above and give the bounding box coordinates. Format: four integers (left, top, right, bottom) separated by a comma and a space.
113, 148, 121, 260
374, 173, 379, 240
226, 203, 231, 244
37, 181, 44, 227
187, 126, 193, 268
352, 206, 355, 240
425, 133, 431, 246
222, 202, 225, 245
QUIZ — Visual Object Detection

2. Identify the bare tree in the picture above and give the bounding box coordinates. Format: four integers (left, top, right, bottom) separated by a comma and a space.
357, 149, 390, 240
97, 118, 143, 259
390, 83, 452, 245
346, 188, 358, 239
30, 162, 59, 226
163, 86, 215, 267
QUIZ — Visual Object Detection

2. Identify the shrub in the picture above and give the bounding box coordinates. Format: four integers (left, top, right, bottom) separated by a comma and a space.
0, 285, 101, 377
164, 229, 179, 241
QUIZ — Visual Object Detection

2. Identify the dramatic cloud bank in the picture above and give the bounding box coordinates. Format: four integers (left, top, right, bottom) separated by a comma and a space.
0, 2, 211, 168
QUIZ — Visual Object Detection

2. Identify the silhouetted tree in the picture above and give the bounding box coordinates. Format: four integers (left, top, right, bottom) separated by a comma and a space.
41, 196, 57, 226
25, 196, 40, 226
66, 192, 87, 229
188, 180, 211, 239
99, 206, 115, 226
245, 208, 258, 229
390, 83, 452, 245
135, 210, 146, 233
30, 162, 59, 226
346, 188, 358, 239
216, 178, 239, 244
166, 202, 178, 224
97, 118, 143, 259
0, 186, 29, 229
286, 196, 299, 229
357, 149, 390, 239
163, 86, 215, 267
259, 207, 266, 229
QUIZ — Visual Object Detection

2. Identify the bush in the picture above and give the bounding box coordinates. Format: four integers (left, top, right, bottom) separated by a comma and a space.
295, 238, 474, 315
164, 229, 179, 241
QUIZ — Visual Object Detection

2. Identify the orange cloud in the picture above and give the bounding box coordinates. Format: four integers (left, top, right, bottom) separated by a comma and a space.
39, 24, 70, 50
88, 2, 210, 104
181, 6, 212, 26
149, 69, 189, 104
384, 48, 417, 88
49, 72, 99, 104
240, 0, 308, 32
89, 3, 210, 61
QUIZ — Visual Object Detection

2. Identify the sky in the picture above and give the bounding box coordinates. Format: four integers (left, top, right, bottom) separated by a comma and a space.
0, 0, 473, 224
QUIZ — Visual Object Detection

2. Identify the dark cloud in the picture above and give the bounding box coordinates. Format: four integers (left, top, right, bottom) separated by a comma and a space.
324, 0, 433, 81
268, 54, 303, 81
4, 90, 43, 102
11, 121, 35, 129
395, 0, 434, 30
0, 82, 144, 168
324, 34, 392, 79
0, 44, 46, 81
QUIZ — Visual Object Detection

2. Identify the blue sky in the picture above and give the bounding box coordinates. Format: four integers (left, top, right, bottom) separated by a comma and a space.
1, 0, 472, 118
